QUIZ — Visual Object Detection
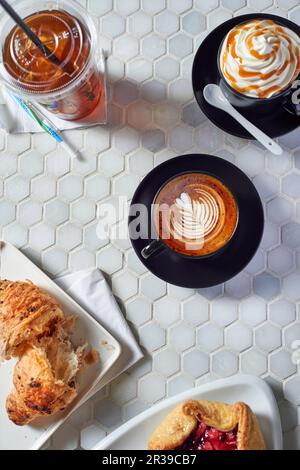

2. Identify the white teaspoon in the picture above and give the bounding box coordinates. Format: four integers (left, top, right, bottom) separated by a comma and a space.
203, 84, 283, 156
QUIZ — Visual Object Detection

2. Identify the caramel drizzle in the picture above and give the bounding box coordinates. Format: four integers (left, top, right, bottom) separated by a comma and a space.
222, 20, 300, 98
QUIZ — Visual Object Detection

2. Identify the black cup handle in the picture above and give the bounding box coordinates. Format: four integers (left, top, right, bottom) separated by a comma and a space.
141, 240, 165, 260
283, 82, 300, 116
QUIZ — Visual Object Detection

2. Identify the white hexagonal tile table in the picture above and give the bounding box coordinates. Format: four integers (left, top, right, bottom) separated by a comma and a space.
1, 0, 300, 451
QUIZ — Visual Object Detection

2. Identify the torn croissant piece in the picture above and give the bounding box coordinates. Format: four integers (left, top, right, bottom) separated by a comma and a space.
0, 279, 95, 426
0, 280, 65, 360
148, 400, 266, 451
6, 328, 86, 426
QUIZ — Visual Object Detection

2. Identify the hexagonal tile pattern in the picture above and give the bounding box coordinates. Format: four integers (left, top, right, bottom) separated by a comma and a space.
112, 271, 138, 301
240, 297, 267, 326
197, 324, 224, 352
153, 297, 181, 327
170, 323, 195, 352
94, 400, 122, 428
5, 175, 29, 202
141, 274, 167, 301
241, 349, 267, 376
268, 247, 294, 276
44, 200, 69, 226
267, 197, 293, 225
182, 11, 206, 35
169, 34, 193, 58
155, 56, 180, 82
101, 13, 125, 38
182, 297, 209, 326
31, 175, 57, 202
284, 322, 300, 349
282, 173, 300, 200
126, 297, 152, 327
29, 224, 55, 252
211, 298, 238, 326
3, 222, 28, 248
282, 223, 300, 250
183, 350, 209, 378
19, 200, 43, 226
284, 376, 300, 406
42, 247, 68, 276
255, 323, 282, 353
142, 129, 165, 153
253, 273, 281, 301
153, 349, 180, 377
142, 34, 166, 60
127, 101, 153, 129
80, 422, 106, 450
129, 11, 152, 37
212, 351, 238, 378
225, 323, 252, 352
3, 1, 300, 451
0, 199, 16, 227
97, 246, 123, 275
225, 273, 251, 300
155, 10, 179, 37
129, 149, 153, 176
269, 299, 296, 327
283, 272, 300, 302
57, 223, 82, 251
58, 175, 83, 202
139, 374, 166, 404
111, 374, 137, 405
270, 350, 297, 380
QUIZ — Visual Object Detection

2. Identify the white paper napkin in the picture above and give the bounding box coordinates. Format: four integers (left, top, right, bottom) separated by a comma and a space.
55, 268, 143, 398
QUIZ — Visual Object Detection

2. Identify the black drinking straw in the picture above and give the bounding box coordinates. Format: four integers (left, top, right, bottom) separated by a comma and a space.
0, 0, 64, 69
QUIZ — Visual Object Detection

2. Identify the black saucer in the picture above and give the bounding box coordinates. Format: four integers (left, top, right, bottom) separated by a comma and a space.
192, 13, 300, 140
129, 155, 264, 288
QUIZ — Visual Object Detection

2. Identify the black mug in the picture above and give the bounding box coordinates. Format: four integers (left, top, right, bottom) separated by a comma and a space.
141, 171, 239, 261
217, 15, 300, 117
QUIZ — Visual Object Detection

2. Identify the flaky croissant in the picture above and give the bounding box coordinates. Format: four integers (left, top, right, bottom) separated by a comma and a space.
0, 279, 90, 426
0, 280, 65, 360
6, 325, 85, 426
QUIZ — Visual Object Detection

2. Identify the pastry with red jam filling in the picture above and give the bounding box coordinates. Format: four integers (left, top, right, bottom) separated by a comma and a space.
148, 400, 265, 451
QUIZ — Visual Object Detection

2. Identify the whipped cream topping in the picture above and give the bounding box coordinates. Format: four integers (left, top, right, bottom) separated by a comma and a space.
220, 19, 300, 98
170, 188, 221, 244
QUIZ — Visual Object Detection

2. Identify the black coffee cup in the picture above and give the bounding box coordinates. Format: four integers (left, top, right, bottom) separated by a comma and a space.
217, 15, 300, 117
141, 171, 239, 261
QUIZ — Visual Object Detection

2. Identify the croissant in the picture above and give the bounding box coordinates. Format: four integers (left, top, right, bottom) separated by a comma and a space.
0, 279, 90, 426
0, 280, 65, 360
6, 325, 85, 426
148, 400, 266, 451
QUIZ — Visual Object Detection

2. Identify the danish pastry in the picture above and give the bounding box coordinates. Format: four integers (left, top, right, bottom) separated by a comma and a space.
148, 400, 266, 451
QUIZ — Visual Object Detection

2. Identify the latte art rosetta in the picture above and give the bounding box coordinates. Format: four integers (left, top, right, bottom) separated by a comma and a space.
173, 191, 220, 241
154, 174, 238, 257
220, 19, 300, 99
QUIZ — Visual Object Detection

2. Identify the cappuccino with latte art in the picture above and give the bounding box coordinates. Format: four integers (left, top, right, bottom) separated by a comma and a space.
153, 173, 238, 257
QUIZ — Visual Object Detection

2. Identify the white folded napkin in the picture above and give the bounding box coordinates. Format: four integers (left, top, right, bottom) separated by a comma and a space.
55, 268, 143, 398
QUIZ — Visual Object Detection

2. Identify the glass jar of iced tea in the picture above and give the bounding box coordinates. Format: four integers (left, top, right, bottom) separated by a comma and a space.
0, 0, 103, 122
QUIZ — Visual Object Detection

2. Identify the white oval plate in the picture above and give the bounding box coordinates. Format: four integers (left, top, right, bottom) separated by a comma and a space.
92, 375, 282, 450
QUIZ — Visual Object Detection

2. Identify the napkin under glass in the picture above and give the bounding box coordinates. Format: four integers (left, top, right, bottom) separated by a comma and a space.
55, 268, 143, 400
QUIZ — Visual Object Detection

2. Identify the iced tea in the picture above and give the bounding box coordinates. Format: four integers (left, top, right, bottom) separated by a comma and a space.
2, 8, 103, 121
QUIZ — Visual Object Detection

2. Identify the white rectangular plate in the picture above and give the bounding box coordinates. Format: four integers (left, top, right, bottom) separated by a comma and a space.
92, 375, 282, 450
0, 241, 121, 450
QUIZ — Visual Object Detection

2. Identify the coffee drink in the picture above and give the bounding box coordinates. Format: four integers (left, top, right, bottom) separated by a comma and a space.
220, 19, 300, 99
153, 173, 238, 257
